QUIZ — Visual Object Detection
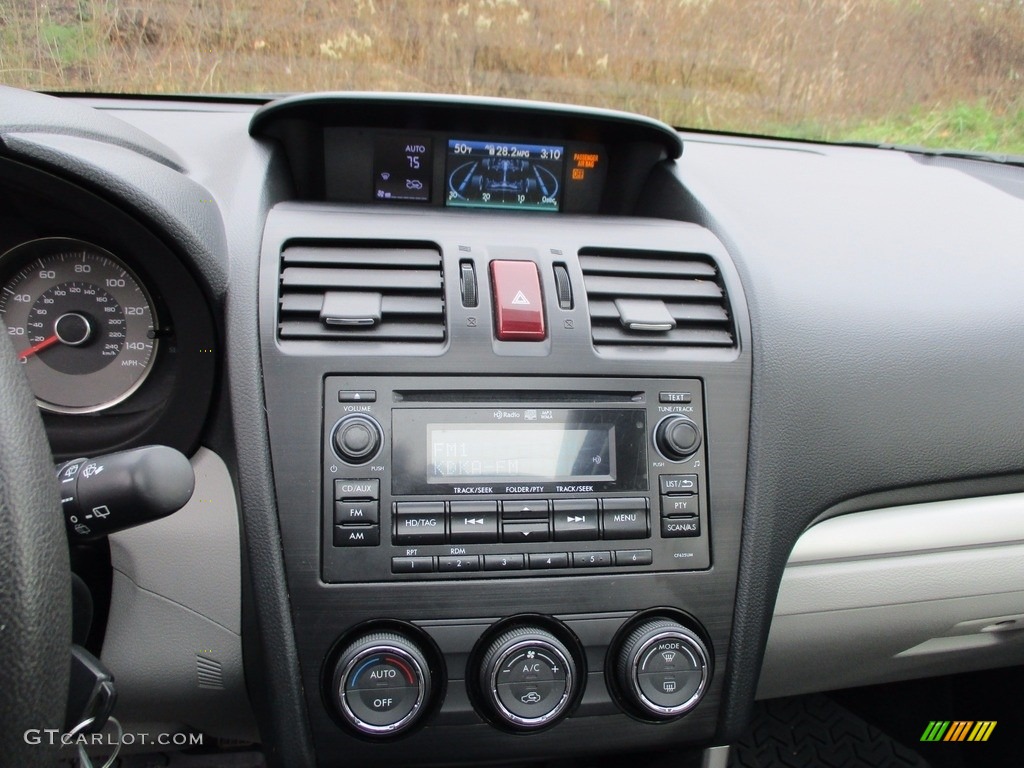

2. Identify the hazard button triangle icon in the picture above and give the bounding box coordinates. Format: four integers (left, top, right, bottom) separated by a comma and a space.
490, 260, 546, 341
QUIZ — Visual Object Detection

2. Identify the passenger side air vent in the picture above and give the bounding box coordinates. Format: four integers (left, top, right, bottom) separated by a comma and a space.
579, 249, 734, 349
278, 243, 445, 344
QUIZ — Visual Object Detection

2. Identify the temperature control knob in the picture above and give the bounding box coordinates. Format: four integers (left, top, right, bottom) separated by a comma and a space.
331, 631, 432, 737
332, 415, 383, 464
478, 626, 578, 731
654, 415, 702, 461
614, 618, 710, 720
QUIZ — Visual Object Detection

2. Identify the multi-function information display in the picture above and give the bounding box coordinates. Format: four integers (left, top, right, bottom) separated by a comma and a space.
428, 424, 615, 483
373, 136, 432, 202
445, 139, 563, 212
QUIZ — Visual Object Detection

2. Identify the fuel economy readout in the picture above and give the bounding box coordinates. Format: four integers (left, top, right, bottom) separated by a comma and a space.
446, 140, 563, 212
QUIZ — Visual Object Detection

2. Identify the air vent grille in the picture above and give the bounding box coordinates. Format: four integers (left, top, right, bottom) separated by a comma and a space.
580, 248, 734, 349
278, 244, 445, 344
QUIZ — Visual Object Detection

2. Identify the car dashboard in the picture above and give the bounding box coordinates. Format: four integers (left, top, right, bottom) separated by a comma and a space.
1, 84, 1023, 767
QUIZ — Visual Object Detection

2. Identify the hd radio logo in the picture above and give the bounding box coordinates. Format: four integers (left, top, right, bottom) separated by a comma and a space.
920, 721, 997, 742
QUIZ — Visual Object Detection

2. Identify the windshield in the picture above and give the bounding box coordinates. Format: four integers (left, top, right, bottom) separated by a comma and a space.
3, 0, 1022, 154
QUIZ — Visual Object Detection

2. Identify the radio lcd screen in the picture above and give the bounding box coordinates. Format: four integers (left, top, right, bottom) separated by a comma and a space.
428, 424, 614, 483
391, 407, 647, 495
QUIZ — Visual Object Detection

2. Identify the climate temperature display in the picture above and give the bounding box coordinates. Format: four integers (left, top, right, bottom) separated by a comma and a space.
446, 140, 563, 212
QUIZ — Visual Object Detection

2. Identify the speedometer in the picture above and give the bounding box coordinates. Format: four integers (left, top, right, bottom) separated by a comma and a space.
0, 238, 158, 413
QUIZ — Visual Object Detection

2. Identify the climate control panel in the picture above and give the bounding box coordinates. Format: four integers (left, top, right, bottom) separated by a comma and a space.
325, 612, 711, 740
321, 376, 711, 583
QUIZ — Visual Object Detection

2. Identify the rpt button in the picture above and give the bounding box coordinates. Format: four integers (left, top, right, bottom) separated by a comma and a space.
490, 260, 546, 341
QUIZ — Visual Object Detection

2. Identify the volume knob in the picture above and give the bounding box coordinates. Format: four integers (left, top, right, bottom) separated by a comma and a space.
333, 415, 383, 464
654, 415, 702, 462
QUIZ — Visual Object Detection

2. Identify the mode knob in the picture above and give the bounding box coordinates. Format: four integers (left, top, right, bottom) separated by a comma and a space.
654, 415, 702, 462
478, 626, 578, 731
614, 618, 710, 720
332, 415, 383, 464
330, 631, 432, 737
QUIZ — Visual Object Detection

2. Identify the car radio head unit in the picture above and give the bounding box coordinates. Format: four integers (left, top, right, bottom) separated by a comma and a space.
321, 376, 709, 583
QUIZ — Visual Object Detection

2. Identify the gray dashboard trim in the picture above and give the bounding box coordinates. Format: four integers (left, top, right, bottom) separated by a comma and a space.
787, 493, 1024, 565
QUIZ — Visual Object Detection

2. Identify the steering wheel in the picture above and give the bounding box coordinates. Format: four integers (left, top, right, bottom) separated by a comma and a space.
0, 326, 71, 765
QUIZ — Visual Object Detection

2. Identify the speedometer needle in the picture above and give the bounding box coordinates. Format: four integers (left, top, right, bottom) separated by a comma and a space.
18, 334, 60, 360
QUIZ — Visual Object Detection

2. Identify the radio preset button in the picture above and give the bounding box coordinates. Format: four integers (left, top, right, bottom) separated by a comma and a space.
502, 521, 551, 543
484, 554, 526, 571
615, 549, 653, 566
552, 499, 599, 541
572, 551, 612, 568
391, 556, 435, 574
529, 552, 570, 569
333, 525, 381, 547
334, 501, 380, 525
334, 479, 380, 501
659, 475, 698, 495
438, 555, 481, 572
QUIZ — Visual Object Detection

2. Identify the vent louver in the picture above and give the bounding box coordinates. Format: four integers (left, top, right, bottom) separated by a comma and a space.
580, 248, 734, 349
278, 243, 445, 344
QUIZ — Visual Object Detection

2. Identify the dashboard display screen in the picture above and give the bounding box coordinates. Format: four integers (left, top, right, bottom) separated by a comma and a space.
373, 136, 432, 202
427, 424, 614, 482
445, 140, 563, 212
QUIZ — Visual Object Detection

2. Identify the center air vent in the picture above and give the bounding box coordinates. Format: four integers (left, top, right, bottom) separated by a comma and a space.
580, 248, 734, 350
278, 243, 445, 344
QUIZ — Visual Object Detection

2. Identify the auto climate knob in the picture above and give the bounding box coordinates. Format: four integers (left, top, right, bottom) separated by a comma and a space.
330, 631, 433, 737
478, 626, 578, 731
332, 414, 383, 464
614, 618, 710, 720
654, 415, 702, 461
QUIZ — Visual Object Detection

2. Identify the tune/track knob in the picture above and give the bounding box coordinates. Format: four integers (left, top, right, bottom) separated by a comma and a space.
614, 618, 710, 720
478, 626, 578, 731
330, 631, 432, 737
654, 415, 702, 461
332, 415, 383, 464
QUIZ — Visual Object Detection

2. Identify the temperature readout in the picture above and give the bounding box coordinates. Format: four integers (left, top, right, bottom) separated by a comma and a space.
445, 139, 564, 211
374, 136, 432, 202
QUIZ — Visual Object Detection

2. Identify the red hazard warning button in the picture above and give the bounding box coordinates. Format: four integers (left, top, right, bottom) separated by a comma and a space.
490, 260, 546, 341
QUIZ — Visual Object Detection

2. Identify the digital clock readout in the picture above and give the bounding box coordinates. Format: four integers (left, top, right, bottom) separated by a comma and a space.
427, 424, 614, 482
445, 139, 564, 211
